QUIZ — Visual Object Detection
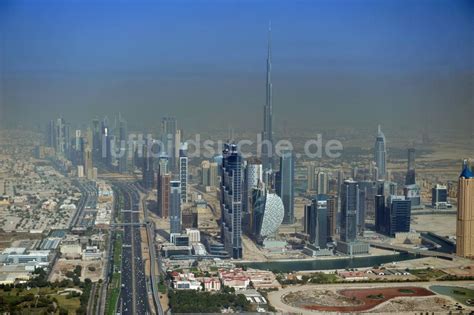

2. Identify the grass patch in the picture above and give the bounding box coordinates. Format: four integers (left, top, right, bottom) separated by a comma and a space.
367, 293, 385, 300
398, 288, 416, 294
410, 268, 445, 280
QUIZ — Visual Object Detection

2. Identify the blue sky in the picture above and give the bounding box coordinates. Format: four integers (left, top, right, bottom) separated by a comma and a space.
0, 0, 472, 134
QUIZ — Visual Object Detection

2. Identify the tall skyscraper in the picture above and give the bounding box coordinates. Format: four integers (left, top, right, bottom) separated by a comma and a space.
279, 150, 295, 224
327, 195, 337, 240
220, 143, 243, 259
306, 195, 329, 249
118, 118, 128, 173
340, 180, 359, 243
201, 160, 211, 186
316, 170, 329, 195
405, 148, 416, 185
374, 125, 387, 179
142, 142, 155, 189
307, 162, 316, 192
169, 180, 182, 235
179, 143, 188, 203
209, 162, 219, 188
157, 173, 171, 218
91, 119, 100, 160
337, 179, 369, 255
253, 190, 284, 240
456, 160, 474, 258
161, 117, 177, 171
262, 23, 274, 172
243, 158, 263, 213
84, 147, 93, 180
385, 195, 411, 236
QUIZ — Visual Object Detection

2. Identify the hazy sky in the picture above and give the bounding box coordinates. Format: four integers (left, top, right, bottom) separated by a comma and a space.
0, 0, 472, 135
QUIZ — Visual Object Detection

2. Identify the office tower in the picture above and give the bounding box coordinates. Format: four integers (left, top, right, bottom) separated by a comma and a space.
337, 179, 369, 255
201, 160, 211, 186
403, 184, 421, 209
179, 143, 188, 203
91, 119, 100, 160
386, 195, 411, 236
244, 158, 263, 213
175, 129, 182, 169
261, 23, 274, 172
209, 162, 219, 187
54, 118, 70, 157
118, 118, 128, 173
351, 166, 359, 181
340, 180, 359, 243
456, 160, 474, 258
279, 150, 295, 224
169, 180, 181, 235
306, 195, 329, 249
316, 170, 329, 195
375, 180, 387, 234
47, 120, 56, 148
432, 184, 449, 209
101, 117, 109, 163
77, 165, 84, 178
220, 143, 243, 259
159, 154, 169, 175
84, 147, 93, 179
161, 117, 177, 171
374, 125, 387, 179
307, 162, 316, 192
157, 173, 171, 218
74, 130, 82, 153
142, 143, 155, 189
337, 168, 345, 196
358, 189, 366, 235
405, 148, 416, 185
327, 195, 337, 240
253, 190, 284, 240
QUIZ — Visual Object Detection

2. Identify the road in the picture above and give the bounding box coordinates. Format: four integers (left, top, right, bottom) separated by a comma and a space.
118, 183, 149, 315
71, 179, 97, 228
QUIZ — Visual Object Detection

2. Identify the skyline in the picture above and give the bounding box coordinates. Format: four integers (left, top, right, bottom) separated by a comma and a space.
0, 0, 473, 135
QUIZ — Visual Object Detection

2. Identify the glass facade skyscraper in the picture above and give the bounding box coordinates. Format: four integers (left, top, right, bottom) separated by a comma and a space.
169, 180, 181, 235
220, 143, 243, 259
279, 150, 295, 224
374, 125, 387, 179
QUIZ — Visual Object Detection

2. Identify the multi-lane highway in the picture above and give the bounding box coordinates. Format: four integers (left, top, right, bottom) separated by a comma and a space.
118, 183, 149, 315
71, 180, 97, 228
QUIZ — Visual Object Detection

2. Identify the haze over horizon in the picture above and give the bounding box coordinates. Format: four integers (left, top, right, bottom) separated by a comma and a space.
0, 0, 473, 136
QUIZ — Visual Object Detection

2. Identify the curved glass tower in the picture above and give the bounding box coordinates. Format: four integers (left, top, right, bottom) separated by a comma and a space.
254, 192, 284, 239
374, 125, 387, 179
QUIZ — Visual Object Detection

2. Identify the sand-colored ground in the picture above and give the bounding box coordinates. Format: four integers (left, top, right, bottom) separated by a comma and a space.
411, 214, 456, 237
267, 281, 474, 314
49, 258, 104, 282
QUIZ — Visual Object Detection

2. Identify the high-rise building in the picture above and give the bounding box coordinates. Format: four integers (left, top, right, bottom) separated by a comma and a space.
374, 125, 387, 179
91, 119, 100, 160
403, 184, 421, 209
337, 179, 369, 255
386, 195, 411, 236
84, 147, 93, 179
261, 23, 274, 172
456, 160, 474, 258
327, 195, 337, 240
201, 160, 210, 186
279, 150, 295, 224
157, 173, 171, 218
253, 190, 284, 240
118, 118, 128, 173
405, 148, 416, 185
375, 180, 387, 234
340, 180, 359, 243
220, 143, 243, 259
358, 189, 366, 235
209, 162, 219, 187
307, 162, 316, 192
316, 170, 329, 195
169, 181, 181, 235
159, 154, 169, 175
142, 142, 155, 189
306, 195, 329, 249
161, 117, 177, 171
179, 143, 188, 203
432, 184, 449, 209
244, 158, 262, 213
